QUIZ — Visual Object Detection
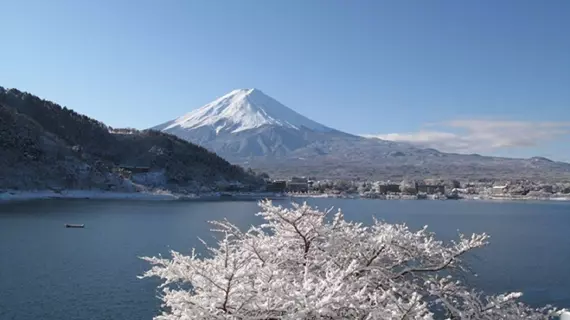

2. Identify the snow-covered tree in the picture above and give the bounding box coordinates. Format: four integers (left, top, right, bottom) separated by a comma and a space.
141, 201, 563, 319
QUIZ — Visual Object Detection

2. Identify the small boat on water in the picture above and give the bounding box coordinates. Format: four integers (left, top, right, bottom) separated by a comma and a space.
65, 224, 85, 228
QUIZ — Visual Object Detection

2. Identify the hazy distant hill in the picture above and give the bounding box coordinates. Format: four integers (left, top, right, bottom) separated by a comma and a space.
153, 88, 570, 181
0, 86, 264, 192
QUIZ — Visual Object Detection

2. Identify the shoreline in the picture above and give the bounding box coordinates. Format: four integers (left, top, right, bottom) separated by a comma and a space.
0, 190, 179, 202
287, 193, 570, 202
1, 190, 569, 203
0, 190, 286, 203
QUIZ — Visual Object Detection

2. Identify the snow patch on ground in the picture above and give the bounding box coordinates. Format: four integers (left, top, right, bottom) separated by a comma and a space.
131, 171, 167, 187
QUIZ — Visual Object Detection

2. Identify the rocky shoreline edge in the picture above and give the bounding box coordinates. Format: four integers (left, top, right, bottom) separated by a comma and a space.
2, 190, 569, 203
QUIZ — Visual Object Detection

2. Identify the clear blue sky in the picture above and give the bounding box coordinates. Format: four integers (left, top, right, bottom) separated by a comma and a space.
1, 0, 569, 161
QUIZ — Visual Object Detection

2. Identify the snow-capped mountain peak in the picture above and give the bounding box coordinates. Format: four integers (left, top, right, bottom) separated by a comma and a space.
157, 88, 331, 134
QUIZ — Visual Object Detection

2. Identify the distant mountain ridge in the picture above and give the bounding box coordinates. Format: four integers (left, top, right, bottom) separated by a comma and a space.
153, 89, 570, 181
0, 86, 263, 192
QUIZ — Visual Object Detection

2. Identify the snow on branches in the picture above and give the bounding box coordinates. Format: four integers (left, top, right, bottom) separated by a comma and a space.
141, 200, 563, 319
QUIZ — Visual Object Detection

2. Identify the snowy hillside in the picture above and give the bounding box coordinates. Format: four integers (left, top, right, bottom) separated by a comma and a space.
0, 86, 264, 192
154, 88, 333, 135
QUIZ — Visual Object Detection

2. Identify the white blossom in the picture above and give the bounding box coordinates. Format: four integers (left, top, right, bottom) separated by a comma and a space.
141, 201, 564, 319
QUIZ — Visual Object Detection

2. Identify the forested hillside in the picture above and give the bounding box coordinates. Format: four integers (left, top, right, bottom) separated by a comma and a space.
0, 86, 264, 192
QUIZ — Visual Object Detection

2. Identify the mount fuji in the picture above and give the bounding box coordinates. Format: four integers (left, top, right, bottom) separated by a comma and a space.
155, 88, 332, 135
152, 89, 570, 180
152, 88, 359, 158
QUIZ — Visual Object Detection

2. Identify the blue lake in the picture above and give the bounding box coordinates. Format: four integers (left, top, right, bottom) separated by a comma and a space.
1, 198, 569, 319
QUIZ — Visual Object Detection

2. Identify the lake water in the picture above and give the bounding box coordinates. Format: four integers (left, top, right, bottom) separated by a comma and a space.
1, 198, 569, 319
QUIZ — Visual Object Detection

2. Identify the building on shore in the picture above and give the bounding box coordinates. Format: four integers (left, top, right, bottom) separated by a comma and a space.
116, 165, 151, 179
492, 185, 508, 195
416, 184, 445, 195
377, 184, 400, 194
267, 180, 287, 193
287, 177, 309, 193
